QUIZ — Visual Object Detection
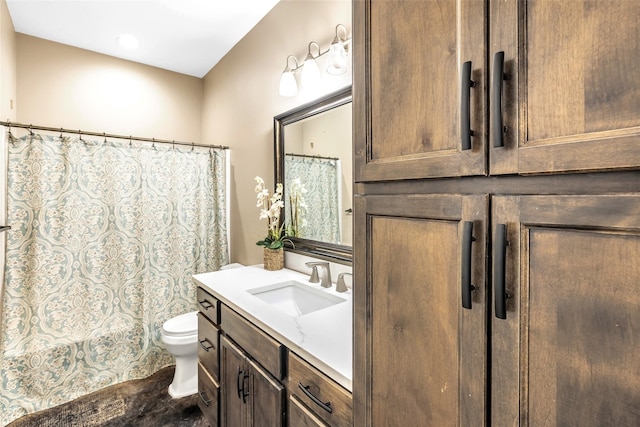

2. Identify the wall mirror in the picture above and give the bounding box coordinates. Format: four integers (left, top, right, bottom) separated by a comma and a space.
274, 86, 352, 264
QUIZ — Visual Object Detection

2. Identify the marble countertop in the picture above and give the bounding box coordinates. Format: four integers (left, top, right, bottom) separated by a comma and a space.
193, 265, 353, 391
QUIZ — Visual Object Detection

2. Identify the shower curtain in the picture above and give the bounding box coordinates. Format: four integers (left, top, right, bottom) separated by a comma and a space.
284, 155, 341, 244
0, 131, 229, 425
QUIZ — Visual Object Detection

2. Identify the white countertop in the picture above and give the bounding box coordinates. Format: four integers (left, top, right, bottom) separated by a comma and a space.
193, 265, 353, 391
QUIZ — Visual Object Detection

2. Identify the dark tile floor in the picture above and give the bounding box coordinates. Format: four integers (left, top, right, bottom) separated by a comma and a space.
7, 366, 210, 427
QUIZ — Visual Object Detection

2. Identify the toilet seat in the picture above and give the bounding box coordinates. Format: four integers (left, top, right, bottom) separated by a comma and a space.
162, 311, 198, 337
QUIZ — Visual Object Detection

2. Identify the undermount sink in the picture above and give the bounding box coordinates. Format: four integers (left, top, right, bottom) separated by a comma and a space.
248, 280, 346, 317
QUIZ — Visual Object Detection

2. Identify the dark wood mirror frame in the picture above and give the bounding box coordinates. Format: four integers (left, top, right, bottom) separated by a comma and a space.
274, 86, 352, 265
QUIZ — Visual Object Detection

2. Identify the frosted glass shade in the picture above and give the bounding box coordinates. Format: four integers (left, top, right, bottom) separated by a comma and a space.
301, 57, 321, 88
326, 42, 347, 75
279, 70, 297, 97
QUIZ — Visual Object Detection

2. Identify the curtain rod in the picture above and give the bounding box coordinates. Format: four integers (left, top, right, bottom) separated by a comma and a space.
0, 121, 229, 150
286, 152, 338, 161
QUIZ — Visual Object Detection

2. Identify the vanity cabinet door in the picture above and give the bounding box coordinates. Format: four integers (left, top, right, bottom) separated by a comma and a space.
246, 358, 285, 427
490, 0, 640, 175
220, 336, 247, 427
491, 195, 640, 425
353, 194, 488, 426
354, 0, 487, 181
219, 335, 285, 427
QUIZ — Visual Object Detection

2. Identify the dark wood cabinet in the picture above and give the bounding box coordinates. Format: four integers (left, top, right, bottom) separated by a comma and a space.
219, 335, 285, 427
355, 0, 640, 181
353, 0, 640, 425
491, 195, 640, 425
353, 194, 487, 426
490, 0, 640, 175
353, 0, 486, 181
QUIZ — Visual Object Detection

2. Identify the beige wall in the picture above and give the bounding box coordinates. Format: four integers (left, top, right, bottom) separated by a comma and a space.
15, 34, 203, 143
0, 0, 16, 122
203, 0, 351, 265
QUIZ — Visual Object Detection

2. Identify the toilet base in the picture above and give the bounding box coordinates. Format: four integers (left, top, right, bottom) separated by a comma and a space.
167, 355, 198, 399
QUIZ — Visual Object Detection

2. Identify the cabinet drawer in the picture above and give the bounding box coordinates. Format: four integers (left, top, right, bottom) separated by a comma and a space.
197, 286, 219, 325
289, 395, 329, 427
197, 313, 219, 381
220, 304, 285, 380
197, 362, 219, 427
288, 352, 352, 427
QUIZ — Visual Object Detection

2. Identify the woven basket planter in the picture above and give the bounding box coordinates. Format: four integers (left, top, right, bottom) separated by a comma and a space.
263, 247, 284, 271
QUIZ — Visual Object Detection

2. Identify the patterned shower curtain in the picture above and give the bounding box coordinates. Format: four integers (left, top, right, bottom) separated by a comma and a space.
0, 132, 229, 425
284, 155, 341, 244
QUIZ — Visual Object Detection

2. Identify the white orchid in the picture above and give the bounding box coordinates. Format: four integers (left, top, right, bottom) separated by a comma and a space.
254, 176, 287, 249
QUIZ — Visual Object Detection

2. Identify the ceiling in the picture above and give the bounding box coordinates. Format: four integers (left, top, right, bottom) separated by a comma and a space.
6, 0, 281, 78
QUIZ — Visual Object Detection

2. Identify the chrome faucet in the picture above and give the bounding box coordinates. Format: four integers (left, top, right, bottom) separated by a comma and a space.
336, 272, 351, 293
305, 261, 332, 288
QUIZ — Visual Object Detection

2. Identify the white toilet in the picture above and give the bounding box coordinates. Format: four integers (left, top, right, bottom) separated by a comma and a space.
161, 263, 244, 398
161, 310, 198, 398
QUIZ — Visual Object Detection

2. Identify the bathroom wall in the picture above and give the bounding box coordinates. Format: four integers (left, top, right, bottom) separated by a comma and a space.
0, 0, 16, 307
202, 0, 351, 265
14, 34, 203, 143
0, 0, 16, 122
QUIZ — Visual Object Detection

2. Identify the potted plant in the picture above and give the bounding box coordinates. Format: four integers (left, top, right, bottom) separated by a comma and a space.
254, 176, 286, 270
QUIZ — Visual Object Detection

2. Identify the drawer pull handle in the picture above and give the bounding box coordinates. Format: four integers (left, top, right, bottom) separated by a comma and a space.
198, 390, 212, 406
298, 383, 333, 414
198, 299, 213, 310
199, 339, 215, 352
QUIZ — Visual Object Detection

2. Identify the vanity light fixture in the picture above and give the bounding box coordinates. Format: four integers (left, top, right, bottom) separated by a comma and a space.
279, 55, 299, 97
301, 42, 322, 88
326, 24, 348, 75
278, 24, 351, 96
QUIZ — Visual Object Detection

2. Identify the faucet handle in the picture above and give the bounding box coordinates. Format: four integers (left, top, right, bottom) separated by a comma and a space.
305, 262, 320, 283
336, 272, 352, 293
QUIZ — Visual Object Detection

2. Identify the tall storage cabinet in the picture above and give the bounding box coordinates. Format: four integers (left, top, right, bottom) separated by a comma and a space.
353, 0, 640, 425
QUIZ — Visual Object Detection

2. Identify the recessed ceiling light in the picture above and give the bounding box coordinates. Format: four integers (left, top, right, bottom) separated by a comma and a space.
117, 34, 139, 50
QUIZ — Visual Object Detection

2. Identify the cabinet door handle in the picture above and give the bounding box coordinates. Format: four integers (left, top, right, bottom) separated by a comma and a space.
199, 338, 215, 352
298, 383, 333, 414
198, 299, 213, 310
494, 223, 508, 319
198, 390, 212, 406
237, 368, 244, 400
461, 221, 476, 309
460, 61, 475, 151
492, 51, 505, 148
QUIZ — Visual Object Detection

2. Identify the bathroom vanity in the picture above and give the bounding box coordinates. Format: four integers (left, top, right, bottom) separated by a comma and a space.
193, 265, 352, 427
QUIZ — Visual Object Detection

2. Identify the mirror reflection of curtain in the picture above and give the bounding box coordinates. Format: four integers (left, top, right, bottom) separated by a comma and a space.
0, 132, 229, 425
284, 155, 341, 244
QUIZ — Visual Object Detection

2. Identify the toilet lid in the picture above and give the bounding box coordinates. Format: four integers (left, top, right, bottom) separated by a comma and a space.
163, 311, 198, 336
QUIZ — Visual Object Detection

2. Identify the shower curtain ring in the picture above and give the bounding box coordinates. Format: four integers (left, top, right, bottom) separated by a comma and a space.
28, 125, 34, 136
59, 128, 64, 138
103, 132, 107, 145
172, 140, 175, 150
129, 136, 132, 147
152, 138, 156, 149
191, 142, 194, 152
